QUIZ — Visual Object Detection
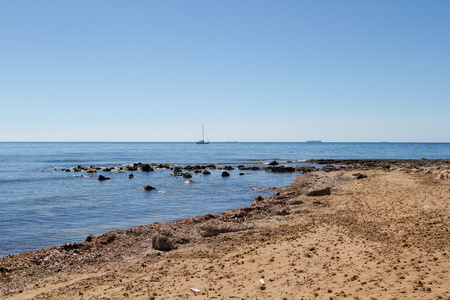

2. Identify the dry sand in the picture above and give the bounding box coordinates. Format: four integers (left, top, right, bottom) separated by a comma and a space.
1, 167, 449, 299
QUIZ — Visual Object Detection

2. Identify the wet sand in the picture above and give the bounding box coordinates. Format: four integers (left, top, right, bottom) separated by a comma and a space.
1, 161, 449, 299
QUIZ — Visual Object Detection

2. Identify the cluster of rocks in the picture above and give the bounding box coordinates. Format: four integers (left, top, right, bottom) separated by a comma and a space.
306, 159, 450, 174
57, 161, 309, 192
59, 159, 450, 192
59, 161, 319, 178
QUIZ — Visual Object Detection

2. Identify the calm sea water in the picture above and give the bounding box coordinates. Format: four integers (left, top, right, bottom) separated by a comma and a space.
1, 142, 449, 257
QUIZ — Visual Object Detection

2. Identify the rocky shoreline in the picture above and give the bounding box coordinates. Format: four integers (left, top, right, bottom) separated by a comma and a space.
1, 159, 449, 299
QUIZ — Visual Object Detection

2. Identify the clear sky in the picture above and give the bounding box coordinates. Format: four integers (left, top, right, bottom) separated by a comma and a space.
1, 1, 449, 142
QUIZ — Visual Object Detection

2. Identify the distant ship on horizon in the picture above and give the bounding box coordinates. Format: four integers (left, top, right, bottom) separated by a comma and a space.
306, 140, 322, 143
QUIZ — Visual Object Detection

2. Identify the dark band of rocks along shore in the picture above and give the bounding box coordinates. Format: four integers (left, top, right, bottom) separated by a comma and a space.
1, 159, 450, 291
59, 158, 450, 178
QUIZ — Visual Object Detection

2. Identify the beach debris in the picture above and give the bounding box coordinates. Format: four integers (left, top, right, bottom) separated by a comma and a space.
423, 205, 430, 209
438, 173, 449, 180
190, 287, 201, 293
98, 175, 110, 181
184, 180, 196, 184
260, 278, 266, 290
158, 190, 167, 193
143, 185, 156, 191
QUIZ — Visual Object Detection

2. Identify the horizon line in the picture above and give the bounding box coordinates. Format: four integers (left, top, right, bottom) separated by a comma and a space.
0, 141, 449, 143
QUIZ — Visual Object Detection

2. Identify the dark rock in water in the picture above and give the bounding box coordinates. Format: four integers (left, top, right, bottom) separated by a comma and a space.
141, 164, 154, 172
193, 169, 202, 174
143, 185, 156, 191
306, 186, 331, 196
353, 173, 368, 179
224, 166, 234, 170
152, 235, 175, 251
264, 166, 296, 173
172, 167, 183, 174
98, 175, 110, 181
239, 173, 245, 175
128, 174, 134, 179
126, 165, 138, 171
203, 170, 211, 175
268, 160, 279, 166
183, 173, 193, 178
221, 171, 230, 177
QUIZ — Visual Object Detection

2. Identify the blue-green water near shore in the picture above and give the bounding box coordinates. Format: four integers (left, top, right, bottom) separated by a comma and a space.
1, 142, 449, 257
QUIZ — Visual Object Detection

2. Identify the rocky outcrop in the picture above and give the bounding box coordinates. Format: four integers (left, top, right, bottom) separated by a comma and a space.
151, 235, 175, 251
306, 186, 331, 196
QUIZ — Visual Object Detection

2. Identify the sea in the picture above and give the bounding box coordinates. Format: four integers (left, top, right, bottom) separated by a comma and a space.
1, 142, 450, 257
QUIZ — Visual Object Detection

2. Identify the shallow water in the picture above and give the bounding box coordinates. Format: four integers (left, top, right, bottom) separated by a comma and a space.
1, 142, 449, 257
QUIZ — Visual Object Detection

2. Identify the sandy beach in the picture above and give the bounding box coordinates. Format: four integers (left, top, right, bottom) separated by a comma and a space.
1, 160, 449, 299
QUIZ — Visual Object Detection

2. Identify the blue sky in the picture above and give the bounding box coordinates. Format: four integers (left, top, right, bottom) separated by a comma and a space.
1, 1, 449, 142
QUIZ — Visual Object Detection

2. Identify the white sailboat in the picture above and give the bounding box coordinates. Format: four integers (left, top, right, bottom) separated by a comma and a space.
196, 125, 209, 144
